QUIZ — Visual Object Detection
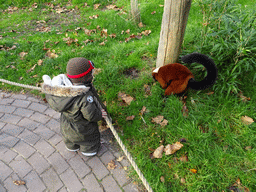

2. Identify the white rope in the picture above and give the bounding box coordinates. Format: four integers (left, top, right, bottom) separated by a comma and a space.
0, 78, 153, 192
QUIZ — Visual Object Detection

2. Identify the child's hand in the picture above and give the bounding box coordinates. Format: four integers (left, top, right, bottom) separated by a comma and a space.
101, 109, 108, 119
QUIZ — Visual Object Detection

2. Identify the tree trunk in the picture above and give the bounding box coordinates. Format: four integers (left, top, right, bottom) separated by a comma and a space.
156, 0, 192, 68
131, 0, 141, 23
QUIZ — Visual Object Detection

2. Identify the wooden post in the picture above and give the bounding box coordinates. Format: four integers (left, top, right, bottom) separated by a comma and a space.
156, 0, 192, 68
131, 0, 141, 23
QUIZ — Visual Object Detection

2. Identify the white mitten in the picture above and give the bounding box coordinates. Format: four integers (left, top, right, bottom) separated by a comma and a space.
42, 75, 52, 85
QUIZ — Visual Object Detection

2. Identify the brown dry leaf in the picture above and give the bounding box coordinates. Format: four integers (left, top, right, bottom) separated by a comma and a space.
13, 180, 26, 186
241, 116, 254, 125
231, 178, 250, 192
126, 115, 135, 121
140, 106, 147, 115
107, 160, 117, 170
117, 156, 125, 162
101, 28, 108, 37
152, 145, 164, 159
206, 92, 214, 95
238, 92, 250, 102
141, 30, 151, 36
93, 68, 102, 76
190, 169, 197, 173
160, 119, 168, 127
160, 176, 165, 183
99, 41, 105, 46
84, 29, 96, 36
19, 52, 28, 58
164, 142, 184, 155
94, 3, 101, 10
36, 26, 51, 32
118, 92, 134, 105
89, 15, 99, 19
125, 29, 130, 34
138, 22, 144, 28
45, 50, 58, 59
27, 64, 37, 73
109, 33, 116, 38
151, 11, 156, 14
38, 59, 43, 66
180, 178, 186, 184
152, 116, 164, 124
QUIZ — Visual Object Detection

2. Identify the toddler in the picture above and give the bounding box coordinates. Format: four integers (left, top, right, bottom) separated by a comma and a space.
42, 57, 107, 156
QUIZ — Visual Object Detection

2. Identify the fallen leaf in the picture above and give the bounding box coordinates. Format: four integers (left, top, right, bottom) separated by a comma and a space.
118, 92, 134, 105
13, 180, 26, 186
109, 33, 116, 38
27, 64, 37, 73
117, 156, 125, 162
99, 41, 105, 46
101, 29, 108, 37
164, 142, 184, 155
140, 106, 147, 115
241, 116, 254, 125
19, 52, 28, 58
181, 178, 186, 184
123, 166, 128, 170
182, 104, 189, 117
94, 3, 101, 10
38, 59, 43, 66
206, 92, 214, 95
160, 176, 165, 183
152, 116, 164, 124
238, 92, 250, 102
141, 30, 151, 36
93, 68, 102, 76
230, 178, 250, 192
125, 29, 130, 34
160, 119, 168, 127
107, 160, 117, 170
190, 169, 197, 173
89, 15, 99, 19
152, 145, 164, 159
138, 22, 144, 28
151, 11, 156, 14
126, 115, 135, 121
45, 50, 58, 59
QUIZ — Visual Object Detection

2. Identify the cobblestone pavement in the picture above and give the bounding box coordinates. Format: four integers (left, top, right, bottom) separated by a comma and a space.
0, 91, 141, 192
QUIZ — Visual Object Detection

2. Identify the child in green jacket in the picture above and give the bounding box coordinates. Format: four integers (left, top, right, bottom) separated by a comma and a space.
42, 57, 107, 156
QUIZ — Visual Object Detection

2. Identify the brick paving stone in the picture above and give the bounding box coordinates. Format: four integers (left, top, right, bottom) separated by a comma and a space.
0, 122, 5, 129
41, 168, 63, 192
123, 183, 139, 192
11, 94, 27, 100
11, 99, 31, 108
58, 187, 68, 192
0, 114, 22, 124
33, 124, 55, 140
24, 171, 46, 192
27, 153, 50, 175
34, 139, 55, 158
0, 133, 20, 148
48, 152, 69, 174
18, 129, 40, 145
3, 173, 27, 192
100, 151, 115, 165
48, 133, 62, 145
101, 175, 122, 192
13, 108, 34, 118
0, 161, 13, 182
1, 124, 24, 137
87, 156, 109, 180
12, 140, 36, 159
111, 162, 131, 187
27, 96, 41, 103
9, 156, 32, 178
45, 119, 60, 133
29, 112, 51, 124
17, 118, 40, 131
60, 168, 84, 192
28, 102, 47, 113
82, 173, 103, 192
0, 184, 6, 192
68, 155, 91, 178
0, 112, 3, 118
56, 141, 76, 160
44, 108, 59, 118
0, 105, 16, 113
0, 148, 18, 164
0, 98, 14, 105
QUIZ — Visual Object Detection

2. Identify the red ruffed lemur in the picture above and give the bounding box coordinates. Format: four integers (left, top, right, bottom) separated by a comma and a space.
152, 53, 218, 95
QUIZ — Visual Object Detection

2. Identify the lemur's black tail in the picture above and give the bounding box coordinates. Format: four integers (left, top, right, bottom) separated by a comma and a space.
181, 53, 218, 90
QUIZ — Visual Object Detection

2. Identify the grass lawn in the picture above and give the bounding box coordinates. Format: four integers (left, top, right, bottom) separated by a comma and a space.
0, 0, 255, 191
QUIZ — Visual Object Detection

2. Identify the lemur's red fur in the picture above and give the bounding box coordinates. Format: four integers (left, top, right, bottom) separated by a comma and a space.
152, 64, 194, 95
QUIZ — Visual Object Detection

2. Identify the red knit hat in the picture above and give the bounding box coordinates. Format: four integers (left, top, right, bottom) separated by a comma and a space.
66, 57, 94, 84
